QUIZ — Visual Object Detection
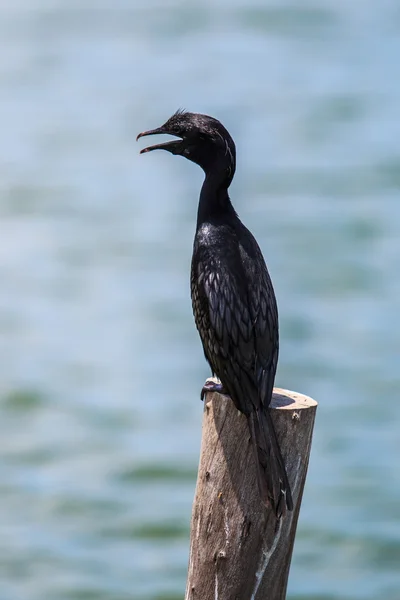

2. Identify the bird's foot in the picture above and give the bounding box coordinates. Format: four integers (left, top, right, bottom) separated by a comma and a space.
201, 377, 227, 401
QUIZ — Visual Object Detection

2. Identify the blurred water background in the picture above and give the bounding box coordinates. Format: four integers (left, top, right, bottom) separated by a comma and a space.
1, 1, 400, 599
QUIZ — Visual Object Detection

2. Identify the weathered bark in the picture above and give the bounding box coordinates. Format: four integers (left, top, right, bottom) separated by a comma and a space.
185, 382, 317, 600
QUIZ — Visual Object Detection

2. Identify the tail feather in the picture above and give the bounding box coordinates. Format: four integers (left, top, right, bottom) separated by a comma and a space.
248, 409, 293, 518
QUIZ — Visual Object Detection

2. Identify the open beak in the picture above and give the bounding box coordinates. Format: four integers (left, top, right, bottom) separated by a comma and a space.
136, 126, 183, 154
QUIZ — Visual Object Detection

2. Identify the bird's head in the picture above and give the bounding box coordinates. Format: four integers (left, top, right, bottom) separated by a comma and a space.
137, 110, 236, 184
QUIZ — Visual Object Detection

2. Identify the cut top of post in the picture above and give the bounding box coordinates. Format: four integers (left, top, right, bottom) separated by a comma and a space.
271, 388, 318, 410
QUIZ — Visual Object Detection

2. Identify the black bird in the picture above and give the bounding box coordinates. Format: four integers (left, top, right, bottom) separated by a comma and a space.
137, 110, 293, 518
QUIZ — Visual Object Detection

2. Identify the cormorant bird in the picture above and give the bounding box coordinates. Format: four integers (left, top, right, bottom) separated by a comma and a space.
137, 110, 293, 518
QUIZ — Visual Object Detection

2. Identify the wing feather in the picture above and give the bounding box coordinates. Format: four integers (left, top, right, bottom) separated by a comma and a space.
191, 236, 278, 414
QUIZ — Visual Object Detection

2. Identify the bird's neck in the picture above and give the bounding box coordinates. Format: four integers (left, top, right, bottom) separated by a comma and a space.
196, 171, 236, 228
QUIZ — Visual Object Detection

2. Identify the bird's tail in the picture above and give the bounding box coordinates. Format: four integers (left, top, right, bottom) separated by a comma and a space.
248, 408, 293, 518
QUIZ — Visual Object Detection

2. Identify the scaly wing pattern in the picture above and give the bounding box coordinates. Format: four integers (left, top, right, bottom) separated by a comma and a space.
191, 238, 278, 414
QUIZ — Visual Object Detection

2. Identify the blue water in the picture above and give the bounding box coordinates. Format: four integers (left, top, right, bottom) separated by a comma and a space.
1, 2, 399, 599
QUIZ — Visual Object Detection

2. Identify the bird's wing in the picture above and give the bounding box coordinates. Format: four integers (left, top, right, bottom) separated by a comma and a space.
191, 242, 278, 413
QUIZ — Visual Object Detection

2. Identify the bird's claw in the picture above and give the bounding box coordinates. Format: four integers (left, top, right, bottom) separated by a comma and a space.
200, 378, 227, 400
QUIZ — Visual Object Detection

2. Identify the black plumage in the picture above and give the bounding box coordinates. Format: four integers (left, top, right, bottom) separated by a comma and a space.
137, 111, 293, 518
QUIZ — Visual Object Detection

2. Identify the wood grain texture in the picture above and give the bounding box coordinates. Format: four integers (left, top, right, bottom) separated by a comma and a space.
185, 382, 317, 600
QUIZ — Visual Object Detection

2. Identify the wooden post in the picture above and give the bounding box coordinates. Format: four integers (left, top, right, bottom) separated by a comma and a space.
185, 381, 317, 600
